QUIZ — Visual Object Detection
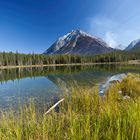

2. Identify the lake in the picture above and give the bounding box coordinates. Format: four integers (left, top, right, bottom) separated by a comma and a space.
0, 64, 140, 110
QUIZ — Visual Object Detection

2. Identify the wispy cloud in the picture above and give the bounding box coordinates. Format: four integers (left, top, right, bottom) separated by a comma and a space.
104, 32, 118, 48
88, 17, 119, 48
87, 16, 140, 49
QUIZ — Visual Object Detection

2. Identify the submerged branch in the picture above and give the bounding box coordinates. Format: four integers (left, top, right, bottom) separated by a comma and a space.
45, 98, 64, 115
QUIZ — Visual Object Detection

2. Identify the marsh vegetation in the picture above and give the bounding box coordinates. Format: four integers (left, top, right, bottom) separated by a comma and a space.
0, 73, 140, 140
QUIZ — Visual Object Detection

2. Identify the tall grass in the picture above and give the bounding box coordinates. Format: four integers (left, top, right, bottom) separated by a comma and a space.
0, 73, 140, 140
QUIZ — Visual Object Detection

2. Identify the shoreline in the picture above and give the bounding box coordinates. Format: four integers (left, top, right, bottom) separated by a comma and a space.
0, 62, 125, 69
0, 61, 139, 69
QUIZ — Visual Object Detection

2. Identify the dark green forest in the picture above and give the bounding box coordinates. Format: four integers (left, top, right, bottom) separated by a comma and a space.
0, 50, 140, 66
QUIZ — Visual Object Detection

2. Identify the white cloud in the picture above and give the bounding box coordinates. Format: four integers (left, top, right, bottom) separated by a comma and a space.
88, 17, 120, 48
104, 32, 118, 48
87, 16, 140, 49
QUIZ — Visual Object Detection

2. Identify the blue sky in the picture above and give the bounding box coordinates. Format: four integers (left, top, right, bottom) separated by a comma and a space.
1, 0, 140, 53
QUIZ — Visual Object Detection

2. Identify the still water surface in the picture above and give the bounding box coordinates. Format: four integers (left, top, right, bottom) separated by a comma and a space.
0, 64, 140, 109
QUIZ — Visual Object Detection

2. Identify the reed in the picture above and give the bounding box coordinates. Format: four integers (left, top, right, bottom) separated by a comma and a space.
0, 73, 140, 140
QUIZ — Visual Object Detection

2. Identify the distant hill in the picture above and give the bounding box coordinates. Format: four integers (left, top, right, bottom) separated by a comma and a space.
130, 45, 140, 51
116, 44, 126, 50
43, 29, 114, 55
125, 39, 140, 51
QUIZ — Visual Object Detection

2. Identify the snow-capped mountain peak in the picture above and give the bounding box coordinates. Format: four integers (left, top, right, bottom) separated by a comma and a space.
58, 29, 95, 42
126, 39, 140, 50
44, 29, 95, 54
43, 29, 114, 55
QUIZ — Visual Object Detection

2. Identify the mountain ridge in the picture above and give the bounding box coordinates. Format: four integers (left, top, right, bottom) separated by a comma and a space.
43, 29, 114, 55
125, 39, 140, 50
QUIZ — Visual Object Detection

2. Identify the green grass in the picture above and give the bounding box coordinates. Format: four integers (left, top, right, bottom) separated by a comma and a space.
0, 73, 140, 140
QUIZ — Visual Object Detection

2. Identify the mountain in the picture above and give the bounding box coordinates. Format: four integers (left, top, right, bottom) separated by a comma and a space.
116, 44, 126, 50
43, 29, 114, 55
125, 39, 140, 51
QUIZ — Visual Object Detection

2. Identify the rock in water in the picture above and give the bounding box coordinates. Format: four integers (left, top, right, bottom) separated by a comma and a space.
99, 73, 126, 95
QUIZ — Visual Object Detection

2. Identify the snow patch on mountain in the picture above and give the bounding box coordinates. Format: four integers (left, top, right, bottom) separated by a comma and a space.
126, 39, 140, 50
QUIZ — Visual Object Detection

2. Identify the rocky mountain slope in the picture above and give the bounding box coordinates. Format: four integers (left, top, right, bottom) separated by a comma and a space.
43, 30, 114, 55
125, 39, 140, 51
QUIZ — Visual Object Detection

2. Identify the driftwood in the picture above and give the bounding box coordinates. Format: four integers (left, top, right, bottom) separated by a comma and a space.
45, 98, 64, 115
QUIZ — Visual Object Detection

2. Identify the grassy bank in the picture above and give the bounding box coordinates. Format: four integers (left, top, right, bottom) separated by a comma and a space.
0, 74, 140, 140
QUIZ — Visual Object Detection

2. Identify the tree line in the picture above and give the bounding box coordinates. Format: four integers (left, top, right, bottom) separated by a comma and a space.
0, 51, 140, 66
